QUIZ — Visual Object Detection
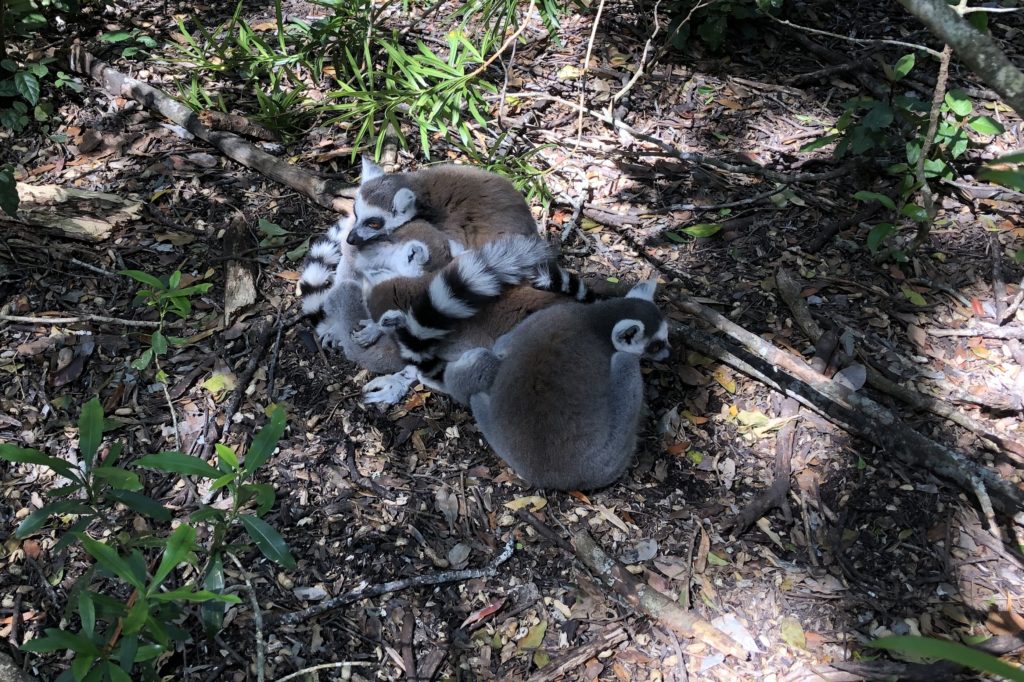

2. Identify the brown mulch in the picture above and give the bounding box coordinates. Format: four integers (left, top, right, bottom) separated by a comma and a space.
2, 0, 1023, 680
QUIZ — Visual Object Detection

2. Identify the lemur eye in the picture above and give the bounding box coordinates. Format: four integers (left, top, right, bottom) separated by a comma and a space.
365, 218, 384, 230
647, 340, 666, 354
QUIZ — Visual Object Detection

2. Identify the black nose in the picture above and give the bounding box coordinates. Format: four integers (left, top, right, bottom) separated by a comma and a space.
346, 230, 365, 246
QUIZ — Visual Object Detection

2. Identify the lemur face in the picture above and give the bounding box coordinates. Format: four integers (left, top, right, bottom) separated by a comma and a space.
348, 158, 418, 246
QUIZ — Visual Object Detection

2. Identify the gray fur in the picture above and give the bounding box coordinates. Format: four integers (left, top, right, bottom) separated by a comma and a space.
443, 292, 669, 491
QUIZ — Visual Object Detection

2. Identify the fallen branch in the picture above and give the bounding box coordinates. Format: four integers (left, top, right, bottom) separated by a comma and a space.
516, 510, 748, 659
667, 291, 1024, 524
0, 313, 164, 329
776, 267, 1024, 462
896, 0, 1024, 118
570, 530, 749, 659
67, 46, 355, 212
928, 325, 1024, 339
267, 538, 514, 626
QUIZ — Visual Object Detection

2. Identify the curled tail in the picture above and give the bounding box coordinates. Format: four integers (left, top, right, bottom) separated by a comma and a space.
298, 219, 348, 324
531, 261, 595, 303
387, 235, 553, 362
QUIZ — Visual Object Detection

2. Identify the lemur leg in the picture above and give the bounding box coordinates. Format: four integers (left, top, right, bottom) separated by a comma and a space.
591, 352, 645, 485
362, 365, 418, 405
351, 320, 384, 348
443, 348, 502, 405
321, 279, 406, 374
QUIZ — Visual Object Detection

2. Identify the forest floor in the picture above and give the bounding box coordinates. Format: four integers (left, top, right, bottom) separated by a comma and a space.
2, 0, 1024, 680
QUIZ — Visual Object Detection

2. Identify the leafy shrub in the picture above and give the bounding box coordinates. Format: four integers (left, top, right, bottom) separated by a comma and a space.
1, 399, 293, 680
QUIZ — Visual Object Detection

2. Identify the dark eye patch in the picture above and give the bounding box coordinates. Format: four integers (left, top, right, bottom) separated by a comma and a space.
647, 340, 666, 354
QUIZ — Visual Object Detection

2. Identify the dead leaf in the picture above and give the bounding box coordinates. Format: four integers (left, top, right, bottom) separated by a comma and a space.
713, 367, 737, 393
596, 505, 630, 533
503, 496, 546, 512
459, 598, 506, 629
780, 616, 806, 650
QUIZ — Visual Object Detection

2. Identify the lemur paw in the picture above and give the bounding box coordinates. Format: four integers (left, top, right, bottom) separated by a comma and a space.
362, 372, 414, 405
351, 320, 383, 348
379, 310, 407, 330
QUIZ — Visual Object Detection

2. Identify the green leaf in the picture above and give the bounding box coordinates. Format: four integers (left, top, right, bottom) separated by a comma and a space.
16, 500, 92, 538
239, 514, 296, 569
211, 472, 235, 490
150, 588, 241, 603
0, 444, 82, 482
852, 191, 895, 210
91, 466, 142, 491
168, 271, 182, 290
136, 452, 222, 479
680, 223, 723, 238
214, 443, 238, 470
122, 599, 149, 635
242, 405, 286, 477
258, 218, 289, 237
150, 525, 197, 593
901, 204, 929, 222
866, 223, 896, 253
871, 636, 1024, 681
105, 662, 133, 682
802, 131, 840, 152
201, 554, 226, 637
13, 72, 40, 105
238, 483, 276, 516
862, 102, 894, 131
979, 168, 1024, 192
944, 89, 972, 117
21, 628, 101, 656
119, 269, 165, 290
107, 489, 172, 521
72, 651, 95, 681
151, 329, 168, 355
77, 399, 103, 466
99, 30, 135, 43
902, 285, 927, 306
131, 348, 153, 371
968, 116, 1005, 136
892, 54, 915, 80
989, 150, 1024, 164
78, 536, 146, 591
190, 506, 226, 523
78, 591, 96, 638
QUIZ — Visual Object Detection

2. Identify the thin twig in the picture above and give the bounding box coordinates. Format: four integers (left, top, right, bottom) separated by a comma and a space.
69, 257, 116, 277
576, 0, 607, 146
265, 309, 285, 403
267, 538, 515, 626
610, 0, 661, 107
273, 662, 374, 682
766, 14, 942, 57
910, 39, 955, 252
0, 313, 164, 329
651, 185, 786, 216
226, 553, 266, 682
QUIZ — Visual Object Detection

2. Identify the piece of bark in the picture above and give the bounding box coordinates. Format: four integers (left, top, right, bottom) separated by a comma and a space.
526, 627, 628, 682
67, 47, 354, 213
198, 110, 280, 142
222, 219, 258, 325
2, 183, 142, 242
0, 651, 40, 682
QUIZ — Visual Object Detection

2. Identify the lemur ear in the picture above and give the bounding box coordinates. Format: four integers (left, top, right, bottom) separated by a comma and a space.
625, 278, 657, 301
612, 319, 646, 354
361, 156, 384, 183
392, 187, 416, 217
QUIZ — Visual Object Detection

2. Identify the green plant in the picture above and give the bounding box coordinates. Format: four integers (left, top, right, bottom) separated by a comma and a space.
804, 54, 1008, 257
1, 400, 293, 679
668, 0, 781, 51
871, 635, 1024, 681
121, 270, 211, 381
0, 58, 47, 131
98, 28, 158, 59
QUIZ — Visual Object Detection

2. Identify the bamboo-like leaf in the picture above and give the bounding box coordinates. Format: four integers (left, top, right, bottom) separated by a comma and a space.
1, 444, 82, 482
242, 405, 286, 477
239, 514, 296, 569
136, 452, 222, 479
149, 525, 197, 593
871, 636, 1024, 681
79, 536, 145, 591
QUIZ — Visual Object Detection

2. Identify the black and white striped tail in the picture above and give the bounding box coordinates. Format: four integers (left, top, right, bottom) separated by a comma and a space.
531, 261, 596, 303
298, 220, 348, 326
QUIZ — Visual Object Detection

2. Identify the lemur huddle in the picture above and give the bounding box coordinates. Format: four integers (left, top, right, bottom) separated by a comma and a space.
298, 159, 670, 491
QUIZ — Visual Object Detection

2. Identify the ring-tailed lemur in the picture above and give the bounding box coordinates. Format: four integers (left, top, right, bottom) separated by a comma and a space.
442, 280, 670, 491
349, 158, 538, 247
298, 216, 461, 373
